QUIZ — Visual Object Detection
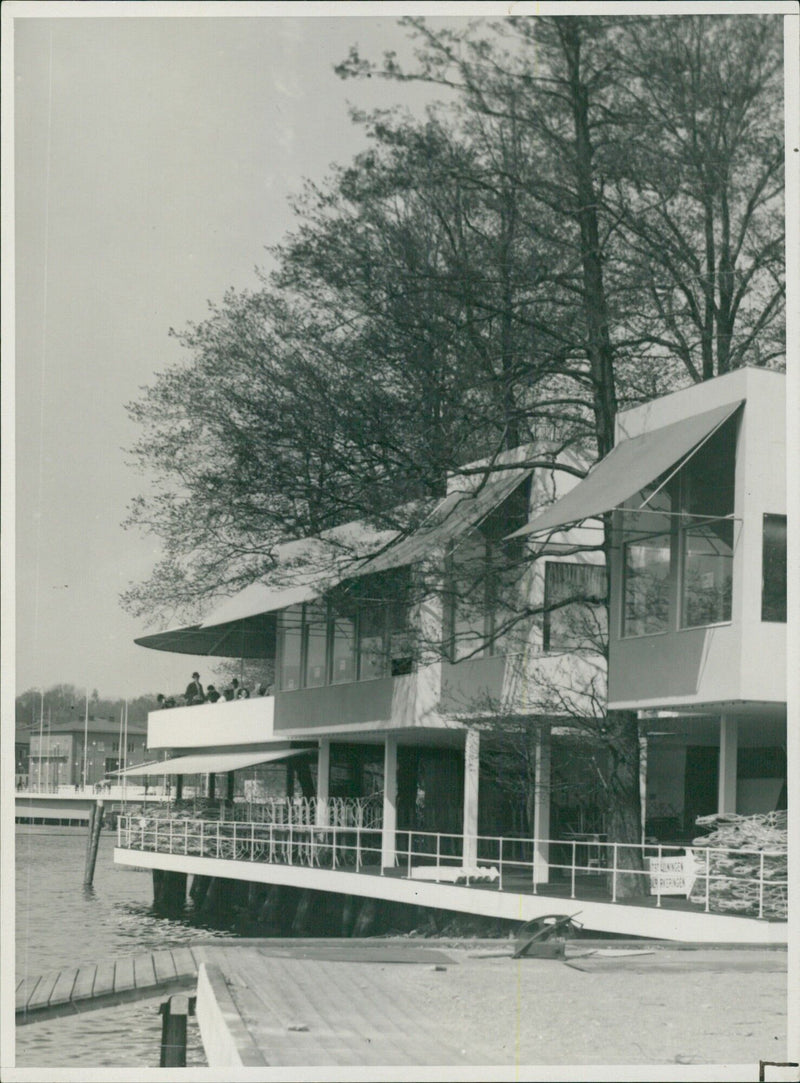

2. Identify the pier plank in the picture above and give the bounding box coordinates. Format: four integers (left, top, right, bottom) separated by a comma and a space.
113, 955, 136, 993
91, 958, 116, 998
170, 945, 199, 979
70, 964, 97, 1003
48, 967, 79, 1007
24, 969, 61, 1012
133, 952, 156, 989
15, 975, 42, 1014
151, 949, 178, 984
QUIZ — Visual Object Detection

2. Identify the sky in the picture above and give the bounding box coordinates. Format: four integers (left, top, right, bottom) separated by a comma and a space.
9, 6, 462, 700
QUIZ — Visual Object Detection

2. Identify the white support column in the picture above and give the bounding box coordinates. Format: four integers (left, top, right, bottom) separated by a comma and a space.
462, 728, 480, 869
533, 724, 551, 884
315, 739, 330, 826
381, 734, 398, 869
717, 716, 738, 814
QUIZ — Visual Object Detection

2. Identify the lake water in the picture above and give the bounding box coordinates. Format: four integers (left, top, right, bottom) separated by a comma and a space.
15, 825, 241, 1069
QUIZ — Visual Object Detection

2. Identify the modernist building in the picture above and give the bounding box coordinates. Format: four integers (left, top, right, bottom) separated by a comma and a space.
516, 366, 787, 836
116, 367, 786, 940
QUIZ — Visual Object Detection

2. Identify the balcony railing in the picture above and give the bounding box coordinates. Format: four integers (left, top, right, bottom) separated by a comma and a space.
117, 815, 787, 921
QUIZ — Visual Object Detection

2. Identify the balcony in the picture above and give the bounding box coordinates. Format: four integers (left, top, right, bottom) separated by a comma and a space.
147, 695, 275, 750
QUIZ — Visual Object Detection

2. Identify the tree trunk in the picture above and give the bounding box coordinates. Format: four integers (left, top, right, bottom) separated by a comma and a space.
603, 709, 645, 898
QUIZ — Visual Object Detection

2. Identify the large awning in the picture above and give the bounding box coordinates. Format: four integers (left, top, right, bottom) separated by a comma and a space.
114, 747, 313, 777
509, 400, 742, 538
135, 523, 398, 657
357, 466, 531, 576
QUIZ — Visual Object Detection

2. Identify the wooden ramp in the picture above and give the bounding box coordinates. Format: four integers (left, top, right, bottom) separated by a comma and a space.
15, 946, 200, 1024
195, 942, 472, 1068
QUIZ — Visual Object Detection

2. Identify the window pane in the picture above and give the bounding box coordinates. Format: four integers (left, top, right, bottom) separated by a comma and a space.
624, 535, 671, 636
681, 520, 733, 627
331, 616, 356, 684
303, 602, 328, 688
762, 514, 786, 622
544, 562, 607, 651
358, 605, 386, 679
279, 606, 303, 690
388, 598, 414, 675
450, 536, 486, 661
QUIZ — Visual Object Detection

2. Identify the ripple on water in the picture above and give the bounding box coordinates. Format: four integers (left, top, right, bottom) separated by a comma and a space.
16, 996, 207, 1068
16, 826, 239, 1067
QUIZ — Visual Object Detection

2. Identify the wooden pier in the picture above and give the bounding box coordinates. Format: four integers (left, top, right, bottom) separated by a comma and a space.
15, 946, 200, 1024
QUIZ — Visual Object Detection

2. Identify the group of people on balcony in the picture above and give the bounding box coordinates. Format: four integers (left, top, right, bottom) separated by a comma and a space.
156, 672, 273, 709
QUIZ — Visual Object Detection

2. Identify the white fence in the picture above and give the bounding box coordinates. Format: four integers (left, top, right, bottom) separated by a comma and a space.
117, 815, 787, 920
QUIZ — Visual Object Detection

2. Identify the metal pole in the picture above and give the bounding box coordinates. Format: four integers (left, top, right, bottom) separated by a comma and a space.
82, 689, 89, 790
611, 844, 618, 903
758, 851, 765, 920
570, 840, 576, 899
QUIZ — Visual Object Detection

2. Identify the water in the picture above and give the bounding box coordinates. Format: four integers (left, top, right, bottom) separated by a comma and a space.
15, 826, 240, 1068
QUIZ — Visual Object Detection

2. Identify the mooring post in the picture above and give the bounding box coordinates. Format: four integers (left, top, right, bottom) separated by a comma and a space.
83, 799, 104, 886
159, 993, 195, 1067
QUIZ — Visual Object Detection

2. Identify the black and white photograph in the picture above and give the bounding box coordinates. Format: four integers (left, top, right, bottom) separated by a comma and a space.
2, 2, 797, 1078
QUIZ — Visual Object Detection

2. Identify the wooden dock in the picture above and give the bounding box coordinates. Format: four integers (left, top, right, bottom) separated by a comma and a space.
15, 946, 200, 1024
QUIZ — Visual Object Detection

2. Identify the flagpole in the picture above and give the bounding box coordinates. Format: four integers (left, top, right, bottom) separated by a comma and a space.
37, 690, 44, 792
82, 689, 89, 790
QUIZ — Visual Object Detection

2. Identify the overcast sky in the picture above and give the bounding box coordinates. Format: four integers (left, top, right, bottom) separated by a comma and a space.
11, 8, 460, 699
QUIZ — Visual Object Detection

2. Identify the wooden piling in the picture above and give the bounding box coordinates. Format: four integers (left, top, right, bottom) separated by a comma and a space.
159, 992, 194, 1067
83, 800, 104, 886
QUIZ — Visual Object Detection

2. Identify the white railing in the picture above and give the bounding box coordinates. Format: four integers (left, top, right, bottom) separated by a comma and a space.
116, 816, 788, 921
230, 795, 383, 829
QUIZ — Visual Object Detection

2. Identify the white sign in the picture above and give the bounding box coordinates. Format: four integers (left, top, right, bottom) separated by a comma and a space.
648, 853, 699, 896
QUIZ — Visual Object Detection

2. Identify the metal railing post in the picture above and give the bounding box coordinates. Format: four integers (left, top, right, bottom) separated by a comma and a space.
200, 820, 204, 858
141, 817, 146, 850
611, 843, 618, 903
570, 840, 576, 899
154, 819, 159, 854
332, 825, 337, 869
289, 820, 293, 865
498, 836, 503, 892
216, 821, 220, 859
705, 848, 711, 913
251, 822, 255, 862
407, 834, 412, 879
532, 836, 538, 896
169, 818, 173, 855
656, 844, 662, 908
356, 824, 362, 871
758, 851, 765, 920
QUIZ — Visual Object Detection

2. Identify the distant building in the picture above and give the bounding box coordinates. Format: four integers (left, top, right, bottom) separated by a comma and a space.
27, 718, 149, 790
15, 728, 31, 788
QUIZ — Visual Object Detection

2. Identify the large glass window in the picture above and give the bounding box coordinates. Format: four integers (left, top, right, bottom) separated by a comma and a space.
302, 602, 328, 687
543, 561, 607, 651
358, 604, 387, 679
762, 514, 787, 622
449, 536, 487, 661
681, 519, 733, 627
279, 605, 303, 690
679, 418, 736, 629
331, 614, 356, 683
623, 533, 672, 636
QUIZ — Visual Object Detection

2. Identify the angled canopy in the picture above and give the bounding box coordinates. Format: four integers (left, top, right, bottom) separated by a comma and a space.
114, 747, 312, 776
358, 466, 531, 576
509, 401, 742, 538
134, 614, 278, 658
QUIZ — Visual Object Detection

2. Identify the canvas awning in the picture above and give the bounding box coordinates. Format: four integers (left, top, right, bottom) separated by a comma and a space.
508, 400, 742, 538
114, 747, 313, 777
357, 466, 531, 576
